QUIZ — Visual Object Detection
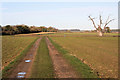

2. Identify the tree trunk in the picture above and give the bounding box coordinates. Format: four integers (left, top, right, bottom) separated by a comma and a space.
98, 31, 103, 36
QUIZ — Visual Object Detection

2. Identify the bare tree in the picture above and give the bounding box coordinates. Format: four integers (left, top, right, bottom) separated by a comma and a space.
88, 15, 114, 36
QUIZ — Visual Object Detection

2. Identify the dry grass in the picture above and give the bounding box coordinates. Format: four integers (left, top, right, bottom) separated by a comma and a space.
33, 32, 56, 34
15, 32, 56, 36
50, 36, 118, 78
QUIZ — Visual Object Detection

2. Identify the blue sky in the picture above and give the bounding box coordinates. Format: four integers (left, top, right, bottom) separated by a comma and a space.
1, 2, 118, 30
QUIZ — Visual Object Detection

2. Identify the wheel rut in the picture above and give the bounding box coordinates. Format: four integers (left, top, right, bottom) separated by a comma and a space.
45, 37, 79, 78
8, 37, 42, 78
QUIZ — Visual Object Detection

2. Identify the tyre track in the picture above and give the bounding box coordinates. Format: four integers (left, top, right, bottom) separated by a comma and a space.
45, 37, 79, 78
8, 37, 42, 78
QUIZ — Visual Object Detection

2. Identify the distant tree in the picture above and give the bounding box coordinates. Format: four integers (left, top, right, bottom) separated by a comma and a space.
47, 26, 53, 32
91, 30, 97, 32
54, 28, 58, 32
88, 15, 114, 36
47, 26, 58, 32
40, 26, 47, 32
30, 26, 39, 32
0, 25, 1, 31
4, 25, 13, 31
1, 24, 58, 35
23, 25, 30, 33
16, 25, 30, 33
0, 25, 1, 29
105, 27, 111, 33
2, 25, 15, 35
12, 26, 19, 34
15, 25, 23, 33
48, 26, 58, 32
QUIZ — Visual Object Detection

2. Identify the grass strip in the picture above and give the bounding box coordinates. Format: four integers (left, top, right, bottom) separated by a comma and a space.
2, 37, 39, 78
48, 37, 98, 78
30, 37, 54, 78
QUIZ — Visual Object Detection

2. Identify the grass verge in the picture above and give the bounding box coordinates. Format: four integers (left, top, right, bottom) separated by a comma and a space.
30, 37, 54, 78
2, 37, 39, 78
48, 37, 98, 78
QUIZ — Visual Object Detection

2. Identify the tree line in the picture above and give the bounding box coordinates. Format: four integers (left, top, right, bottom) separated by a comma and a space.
0, 25, 58, 35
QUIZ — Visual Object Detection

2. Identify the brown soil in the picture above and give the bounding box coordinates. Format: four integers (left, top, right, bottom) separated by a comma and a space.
45, 37, 80, 78
8, 37, 42, 78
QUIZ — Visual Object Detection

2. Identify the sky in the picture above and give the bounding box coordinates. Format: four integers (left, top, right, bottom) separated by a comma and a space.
0, 1, 118, 30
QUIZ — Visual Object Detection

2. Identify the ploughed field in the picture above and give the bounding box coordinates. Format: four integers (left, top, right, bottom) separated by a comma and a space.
50, 35, 118, 78
2, 36, 38, 69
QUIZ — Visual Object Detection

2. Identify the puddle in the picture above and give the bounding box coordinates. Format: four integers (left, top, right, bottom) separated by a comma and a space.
17, 75, 25, 78
17, 72, 26, 78
18, 72, 26, 74
25, 60, 31, 63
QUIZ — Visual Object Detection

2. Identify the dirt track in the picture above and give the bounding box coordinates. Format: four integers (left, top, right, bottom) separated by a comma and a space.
6, 36, 79, 78
8, 37, 42, 78
45, 37, 79, 78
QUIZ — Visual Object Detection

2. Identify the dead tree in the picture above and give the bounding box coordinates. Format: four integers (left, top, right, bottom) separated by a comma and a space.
88, 15, 114, 36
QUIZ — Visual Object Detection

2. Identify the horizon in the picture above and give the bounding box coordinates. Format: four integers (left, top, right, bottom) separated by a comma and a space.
1, 2, 118, 30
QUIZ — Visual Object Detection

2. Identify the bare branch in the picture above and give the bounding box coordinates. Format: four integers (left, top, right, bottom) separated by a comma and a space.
88, 16, 97, 30
104, 17, 114, 28
106, 16, 110, 23
102, 16, 114, 32
99, 15, 102, 27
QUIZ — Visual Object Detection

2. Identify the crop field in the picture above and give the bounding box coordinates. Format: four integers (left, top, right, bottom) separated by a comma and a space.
49, 35, 118, 78
46, 32, 119, 37
2, 36, 38, 69
2, 32, 119, 78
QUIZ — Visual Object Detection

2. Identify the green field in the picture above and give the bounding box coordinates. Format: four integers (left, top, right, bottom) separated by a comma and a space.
49, 37, 98, 78
30, 37, 54, 78
2, 32, 119, 78
46, 32, 119, 36
2, 36, 38, 68
49, 36, 118, 78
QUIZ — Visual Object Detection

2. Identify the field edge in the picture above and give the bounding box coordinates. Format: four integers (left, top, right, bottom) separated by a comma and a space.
2, 37, 39, 78
48, 37, 98, 78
